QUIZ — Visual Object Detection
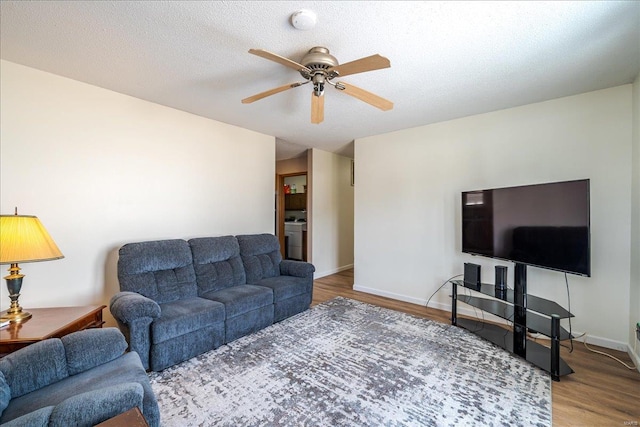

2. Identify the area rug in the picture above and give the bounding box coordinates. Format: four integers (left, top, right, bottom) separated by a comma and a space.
148, 297, 551, 426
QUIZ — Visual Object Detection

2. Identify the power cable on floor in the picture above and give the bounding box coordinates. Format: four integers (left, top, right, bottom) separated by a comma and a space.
582, 336, 637, 370
425, 274, 463, 309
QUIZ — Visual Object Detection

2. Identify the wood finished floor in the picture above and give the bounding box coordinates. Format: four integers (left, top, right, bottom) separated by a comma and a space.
312, 269, 640, 426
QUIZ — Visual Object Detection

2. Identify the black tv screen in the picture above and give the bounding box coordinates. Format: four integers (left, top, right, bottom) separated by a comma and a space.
462, 179, 590, 276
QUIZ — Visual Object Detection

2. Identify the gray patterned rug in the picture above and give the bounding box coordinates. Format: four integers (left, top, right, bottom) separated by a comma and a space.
148, 297, 551, 426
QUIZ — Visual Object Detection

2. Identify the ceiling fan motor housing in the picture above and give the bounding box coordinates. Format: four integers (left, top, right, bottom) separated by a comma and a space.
300, 47, 338, 96
301, 47, 338, 73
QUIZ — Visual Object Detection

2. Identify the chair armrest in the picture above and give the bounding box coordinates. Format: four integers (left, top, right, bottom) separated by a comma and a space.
1, 406, 54, 427
280, 260, 315, 278
49, 382, 144, 427
110, 291, 161, 324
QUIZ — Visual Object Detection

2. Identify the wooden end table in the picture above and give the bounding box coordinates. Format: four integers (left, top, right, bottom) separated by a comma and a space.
96, 407, 149, 427
0, 305, 106, 355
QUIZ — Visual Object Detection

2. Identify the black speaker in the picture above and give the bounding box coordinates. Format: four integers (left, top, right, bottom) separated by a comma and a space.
495, 265, 507, 290
463, 262, 481, 291
495, 265, 508, 298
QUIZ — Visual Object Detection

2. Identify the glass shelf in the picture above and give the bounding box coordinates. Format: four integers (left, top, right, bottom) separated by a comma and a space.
456, 294, 573, 340
456, 318, 574, 377
451, 279, 573, 318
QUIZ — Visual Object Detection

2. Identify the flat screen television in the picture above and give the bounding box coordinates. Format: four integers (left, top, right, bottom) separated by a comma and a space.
461, 179, 590, 277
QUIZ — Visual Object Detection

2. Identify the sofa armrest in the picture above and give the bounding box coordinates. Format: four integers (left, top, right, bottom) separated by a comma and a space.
110, 291, 161, 324
280, 260, 315, 278
49, 382, 144, 427
109, 292, 160, 371
61, 328, 128, 376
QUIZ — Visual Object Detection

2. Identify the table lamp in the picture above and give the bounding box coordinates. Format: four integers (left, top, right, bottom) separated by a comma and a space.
0, 209, 64, 323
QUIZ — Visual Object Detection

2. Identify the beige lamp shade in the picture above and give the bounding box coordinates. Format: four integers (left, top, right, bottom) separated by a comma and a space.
0, 215, 64, 264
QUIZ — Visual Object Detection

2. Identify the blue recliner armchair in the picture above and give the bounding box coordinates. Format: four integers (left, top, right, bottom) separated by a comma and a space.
0, 327, 159, 427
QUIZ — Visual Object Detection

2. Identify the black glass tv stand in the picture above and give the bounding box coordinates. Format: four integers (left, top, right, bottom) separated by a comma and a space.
450, 263, 574, 381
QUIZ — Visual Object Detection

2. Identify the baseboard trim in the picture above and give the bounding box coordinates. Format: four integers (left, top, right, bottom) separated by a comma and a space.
353, 284, 427, 306
353, 284, 512, 326
353, 283, 631, 353
314, 264, 354, 279
574, 332, 629, 353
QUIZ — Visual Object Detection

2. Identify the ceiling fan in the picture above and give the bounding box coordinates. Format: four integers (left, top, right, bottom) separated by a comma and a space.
241, 47, 393, 124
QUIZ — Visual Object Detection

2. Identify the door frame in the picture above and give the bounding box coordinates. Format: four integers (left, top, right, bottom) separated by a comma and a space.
276, 172, 308, 259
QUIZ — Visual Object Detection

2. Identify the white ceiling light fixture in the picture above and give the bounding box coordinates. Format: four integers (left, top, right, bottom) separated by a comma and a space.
290, 10, 317, 31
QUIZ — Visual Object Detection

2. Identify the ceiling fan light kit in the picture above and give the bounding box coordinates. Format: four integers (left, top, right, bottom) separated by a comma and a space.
242, 46, 393, 124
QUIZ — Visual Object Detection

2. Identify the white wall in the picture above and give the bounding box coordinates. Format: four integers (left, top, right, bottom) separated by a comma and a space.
631, 74, 640, 367
276, 155, 307, 175
310, 149, 354, 277
0, 60, 275, 326
355, 85, 633, 349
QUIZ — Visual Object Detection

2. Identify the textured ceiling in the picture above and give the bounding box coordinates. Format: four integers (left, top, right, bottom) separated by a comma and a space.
1, 1, 639, 160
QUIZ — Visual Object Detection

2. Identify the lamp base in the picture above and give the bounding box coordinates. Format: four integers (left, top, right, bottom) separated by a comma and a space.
0, 308, 32, 323
3, 265, 32, 323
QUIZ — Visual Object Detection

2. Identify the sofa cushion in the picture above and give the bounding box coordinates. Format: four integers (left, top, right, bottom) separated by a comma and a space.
152, 297, 225, 344
62, 328, 128, 376
118, 239, 198, 304
201, 285, 273, 318
0, 339, 68, 399
237, 234, 282, 283
0, 370, 10, 417
254, 275, 313, 301
189, 236, 247, 293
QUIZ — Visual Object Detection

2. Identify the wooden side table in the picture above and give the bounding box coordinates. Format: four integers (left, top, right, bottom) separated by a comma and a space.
0, 305, 106, 355
95, 407, 149, 427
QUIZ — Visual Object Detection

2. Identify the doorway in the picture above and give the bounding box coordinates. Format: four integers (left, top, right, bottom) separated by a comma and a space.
276, 173, 308, 261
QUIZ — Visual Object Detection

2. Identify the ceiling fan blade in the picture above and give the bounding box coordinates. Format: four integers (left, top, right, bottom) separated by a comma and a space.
249, 49, 310, 73
328, 54, 390, 78
242, 82, 303, 104
337, 82, 393, 111
311, 93, 324, 124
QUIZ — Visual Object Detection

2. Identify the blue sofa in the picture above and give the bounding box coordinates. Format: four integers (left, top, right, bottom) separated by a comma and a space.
0, 328, 159, 427
110, 233, 315, 371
